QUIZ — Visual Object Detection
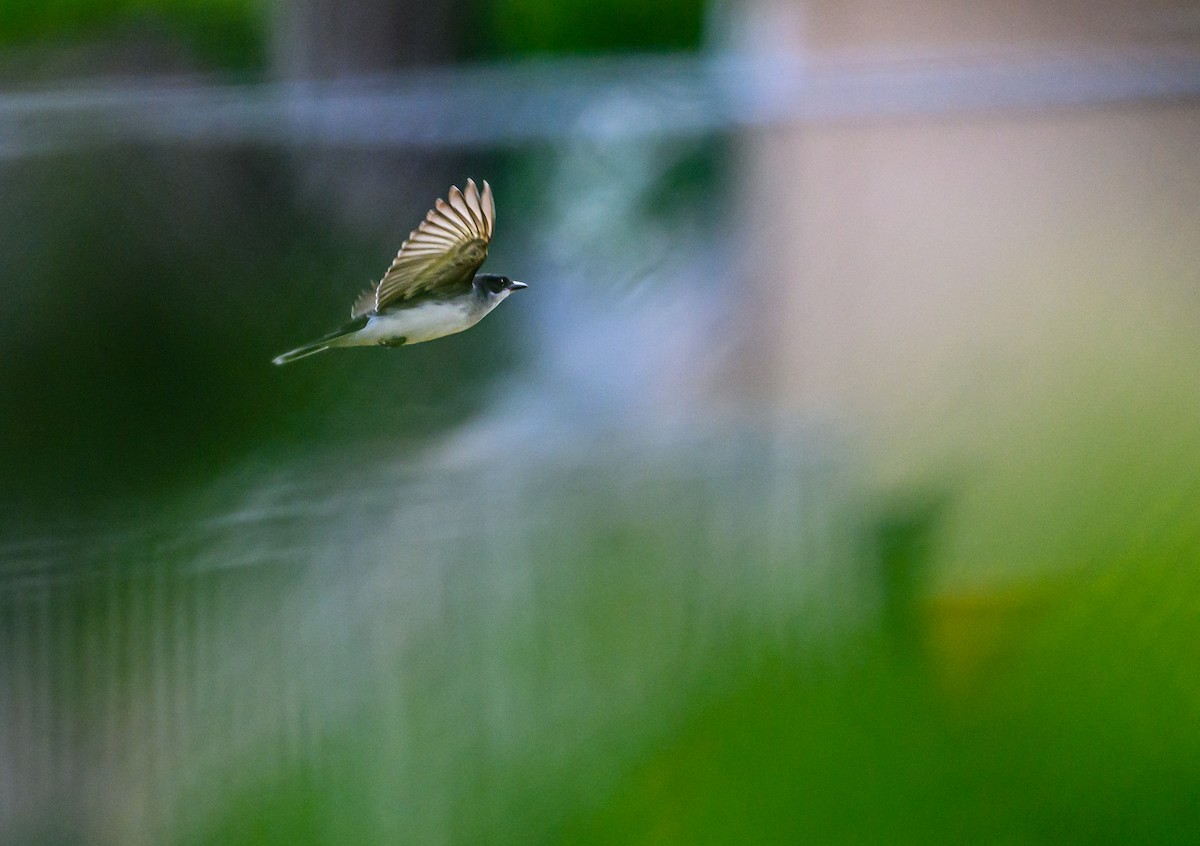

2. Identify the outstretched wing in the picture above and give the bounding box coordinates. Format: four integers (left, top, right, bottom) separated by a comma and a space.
352, 179, 495, 317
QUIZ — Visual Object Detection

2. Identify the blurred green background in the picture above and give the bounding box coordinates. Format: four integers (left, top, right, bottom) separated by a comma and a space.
2, 1, 1200, 844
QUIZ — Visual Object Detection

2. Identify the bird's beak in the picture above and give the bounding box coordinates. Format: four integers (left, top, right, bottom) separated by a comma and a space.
509, 280, 528, 291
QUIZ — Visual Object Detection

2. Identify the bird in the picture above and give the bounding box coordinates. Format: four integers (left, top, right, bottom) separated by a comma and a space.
273, 178, 525, 365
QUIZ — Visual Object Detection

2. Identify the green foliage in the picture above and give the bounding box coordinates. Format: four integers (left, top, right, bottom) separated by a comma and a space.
0, 0, 265, 70
572, 573, 1200, 844
0, 0, 708, 70
475, 0, 706, 55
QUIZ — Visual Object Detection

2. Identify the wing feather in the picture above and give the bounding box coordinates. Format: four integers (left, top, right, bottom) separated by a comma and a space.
352, 179, 495, 317
449, 187, 483, 233
437, 197, 474, 237
480, 181, 495, 238
421, 216, 466, 240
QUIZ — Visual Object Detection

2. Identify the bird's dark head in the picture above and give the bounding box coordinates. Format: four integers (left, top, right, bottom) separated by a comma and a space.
476, 274, 528, 299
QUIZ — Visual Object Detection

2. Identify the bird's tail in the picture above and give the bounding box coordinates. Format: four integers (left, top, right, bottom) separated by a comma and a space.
272, 341, 334, 366
272, 317, 367, 366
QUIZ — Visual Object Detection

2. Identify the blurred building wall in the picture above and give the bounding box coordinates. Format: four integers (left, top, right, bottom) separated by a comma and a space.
784, 0, 1200, 51
734, 0, 1200, 487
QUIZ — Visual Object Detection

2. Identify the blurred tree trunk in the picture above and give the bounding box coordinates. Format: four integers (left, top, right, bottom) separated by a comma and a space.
268, 0, 468, 236
270, 0, 462, 79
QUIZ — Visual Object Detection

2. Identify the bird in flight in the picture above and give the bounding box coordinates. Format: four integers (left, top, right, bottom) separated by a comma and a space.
273, 179, 525, 365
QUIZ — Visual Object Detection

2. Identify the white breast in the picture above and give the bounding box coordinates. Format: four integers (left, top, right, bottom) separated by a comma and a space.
355, 300, 481, 346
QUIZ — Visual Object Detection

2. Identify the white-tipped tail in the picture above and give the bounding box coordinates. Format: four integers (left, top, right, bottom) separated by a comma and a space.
272, 342, 332, 365
272, 316, 369, 365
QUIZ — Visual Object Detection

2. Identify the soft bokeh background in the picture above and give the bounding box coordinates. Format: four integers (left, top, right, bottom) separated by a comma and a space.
2, 1, 1200, 843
